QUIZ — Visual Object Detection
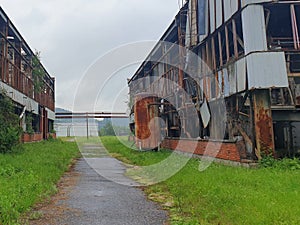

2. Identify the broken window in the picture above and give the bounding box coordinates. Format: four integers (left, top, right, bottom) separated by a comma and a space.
266, 3, 300, 50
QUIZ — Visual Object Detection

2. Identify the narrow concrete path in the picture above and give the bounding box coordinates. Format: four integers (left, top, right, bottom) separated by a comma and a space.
31, 143, 167, 225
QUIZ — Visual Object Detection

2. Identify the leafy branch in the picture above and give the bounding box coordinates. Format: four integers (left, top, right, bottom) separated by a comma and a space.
32, 51, 46, 93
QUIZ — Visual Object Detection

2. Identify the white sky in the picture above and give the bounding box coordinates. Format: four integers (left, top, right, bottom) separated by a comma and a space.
0, 0, 181, 111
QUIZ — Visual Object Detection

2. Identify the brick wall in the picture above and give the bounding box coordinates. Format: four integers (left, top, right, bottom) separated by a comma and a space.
22, 133, 43, 142
161, 138, 242, 162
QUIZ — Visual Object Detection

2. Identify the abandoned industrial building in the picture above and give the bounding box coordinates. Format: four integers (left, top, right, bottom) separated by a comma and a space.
128, 0, 300, 161
0, 7, 55, 142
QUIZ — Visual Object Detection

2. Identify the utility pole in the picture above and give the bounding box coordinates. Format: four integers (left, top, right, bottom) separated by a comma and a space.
86, 113, 89, 139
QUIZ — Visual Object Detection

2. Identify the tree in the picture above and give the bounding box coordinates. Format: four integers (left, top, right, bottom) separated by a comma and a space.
0, 91, 22, 153
32, 51, 46, 93
99, 121, 116, 136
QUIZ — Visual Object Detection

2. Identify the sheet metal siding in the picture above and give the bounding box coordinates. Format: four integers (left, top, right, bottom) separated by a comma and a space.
0, 81, 39, 115
224, 0, 239, 22
241, 0, 273, 7
242, 4, 268, 54
198, 0, 207, 35
191, 0, 198, 46
199, 1, 209, 42
246, 52, 289, 89
223, 69, 230, 97
185, 0, 192, 47
236, 58, 247, 92
209, 0, 216, 33
228, 63, 237, 95
216, 0, 223, 28
46, 108, 56, 121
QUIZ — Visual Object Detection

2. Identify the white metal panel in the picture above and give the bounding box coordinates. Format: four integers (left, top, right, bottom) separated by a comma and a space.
0, 81, 39, 115
246, 52, 289, 89
46, 108, 56, 121
199, 78, 204, 94
231, 0, 238, 16
236, 57, 247, 92
224, 0, 239, 22
218, 70, 223, 97
228, 63, 237, 94
224, 1, 231, 22
242, 0, 273, 7
200, 99, 211, 128
209, 0, 215, 33
242, 5, 267, 54
158, 63, 164, 76
216, 0, 223, 28
223, 68, 230, 97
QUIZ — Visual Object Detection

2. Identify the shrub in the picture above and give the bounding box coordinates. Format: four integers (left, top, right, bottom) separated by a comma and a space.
0, 91, 22, 153
259, 156, 300, 170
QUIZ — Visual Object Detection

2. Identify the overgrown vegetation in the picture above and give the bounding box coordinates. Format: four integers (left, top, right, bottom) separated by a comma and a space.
0, 91, 22, 153
25, 113, 34, 135
99, 121, 130, 136
32, 51, 46, 93
101, 136, 300, 225
259, 155, 300, 170
0, 139, 79, 224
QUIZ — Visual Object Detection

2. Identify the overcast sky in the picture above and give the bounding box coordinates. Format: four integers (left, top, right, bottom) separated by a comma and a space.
1, 0, 181, 111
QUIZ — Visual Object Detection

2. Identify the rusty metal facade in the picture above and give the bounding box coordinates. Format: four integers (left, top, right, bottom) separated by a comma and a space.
128, 0, 300, 159
0, 7, 55, 141
134, 93, 161, 150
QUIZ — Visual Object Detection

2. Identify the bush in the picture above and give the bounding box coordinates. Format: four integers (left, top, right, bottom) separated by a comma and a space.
259, 156, 300, 170
0, 92, 22, 153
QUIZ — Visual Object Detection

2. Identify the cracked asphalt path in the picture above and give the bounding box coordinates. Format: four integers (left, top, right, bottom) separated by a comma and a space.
31, 143, 167, 225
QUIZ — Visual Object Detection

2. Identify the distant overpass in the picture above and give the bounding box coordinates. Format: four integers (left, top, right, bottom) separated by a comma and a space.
55, 112, 128, 119
55, 112, 129, 138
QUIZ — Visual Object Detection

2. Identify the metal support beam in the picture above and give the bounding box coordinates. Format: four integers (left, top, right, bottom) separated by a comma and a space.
253, 90, 275, 157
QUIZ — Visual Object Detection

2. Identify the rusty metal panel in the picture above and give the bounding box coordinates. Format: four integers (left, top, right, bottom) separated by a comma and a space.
253, 90, 275, 157
191, 0, 198, 46
134, 93, 161, 150
236, 57, 246, 92
224, 0, 238, 22
242, 4, 267, 54
209, 0, 215, 33
246, 52, 289, 89
216, 0, 223, 28
185, 0, 198, 47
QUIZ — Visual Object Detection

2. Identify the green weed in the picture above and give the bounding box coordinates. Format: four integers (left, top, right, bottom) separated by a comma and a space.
102, 136, 300, 225
0, 139, 79, 224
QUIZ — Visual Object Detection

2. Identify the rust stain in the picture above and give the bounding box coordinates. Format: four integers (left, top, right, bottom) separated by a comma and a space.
296, 96, 300, 105
134, 93, 160, 149
256, 108, 274, 155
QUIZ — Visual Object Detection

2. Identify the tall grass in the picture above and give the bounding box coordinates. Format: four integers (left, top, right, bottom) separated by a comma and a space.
0, 139, 79, 225
101, 136, 300, 225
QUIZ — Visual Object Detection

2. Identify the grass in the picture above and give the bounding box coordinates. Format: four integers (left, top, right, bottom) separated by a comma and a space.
0, 139, 79, 225
101, 136, 300, 225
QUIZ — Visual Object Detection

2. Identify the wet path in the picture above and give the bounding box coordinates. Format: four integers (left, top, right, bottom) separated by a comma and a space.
31, 143, 167, 225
